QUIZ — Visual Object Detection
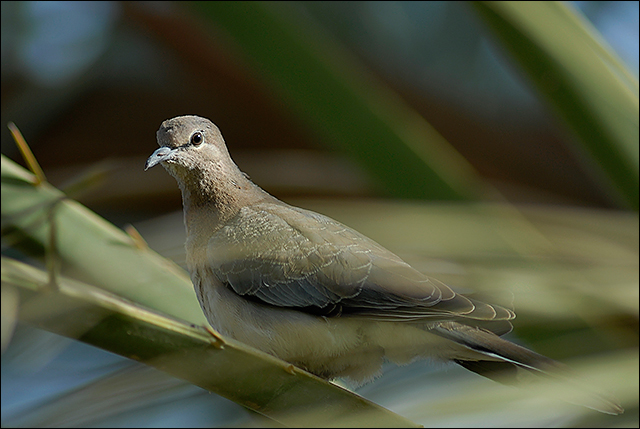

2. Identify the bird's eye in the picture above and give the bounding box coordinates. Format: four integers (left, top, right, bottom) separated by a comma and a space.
190, 132, 203, 146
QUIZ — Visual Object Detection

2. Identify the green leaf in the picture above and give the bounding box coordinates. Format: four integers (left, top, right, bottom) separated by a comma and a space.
2, 257, 417, 427
1, 155, 205, 325
187, 1, 483, 201
472, 1, 639, 210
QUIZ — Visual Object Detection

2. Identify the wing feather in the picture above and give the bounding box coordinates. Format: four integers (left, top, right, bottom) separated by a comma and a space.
208, 203, 513, 323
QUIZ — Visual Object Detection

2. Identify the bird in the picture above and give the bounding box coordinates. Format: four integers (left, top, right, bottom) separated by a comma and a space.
145, 115, 622, 415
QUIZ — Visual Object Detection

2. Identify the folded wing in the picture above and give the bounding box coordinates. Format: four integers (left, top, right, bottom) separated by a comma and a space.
209, 203, 514, 325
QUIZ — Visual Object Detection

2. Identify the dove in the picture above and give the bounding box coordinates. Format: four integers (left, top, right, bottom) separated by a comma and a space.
145, 115, 622, 415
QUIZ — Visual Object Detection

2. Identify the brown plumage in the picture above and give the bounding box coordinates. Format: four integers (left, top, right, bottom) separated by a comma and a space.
145, 115, 622, 414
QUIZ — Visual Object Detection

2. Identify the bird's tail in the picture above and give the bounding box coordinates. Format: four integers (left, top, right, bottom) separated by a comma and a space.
430, 321, 624, 415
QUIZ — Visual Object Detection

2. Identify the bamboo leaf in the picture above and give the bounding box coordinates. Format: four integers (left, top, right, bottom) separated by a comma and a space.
2, 257, 417, 428
1, 155, 205, 325
187, 1, 483, 201
472, 1, 639, 210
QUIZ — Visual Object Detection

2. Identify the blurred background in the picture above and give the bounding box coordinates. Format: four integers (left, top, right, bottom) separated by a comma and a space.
2, 1, 638, 427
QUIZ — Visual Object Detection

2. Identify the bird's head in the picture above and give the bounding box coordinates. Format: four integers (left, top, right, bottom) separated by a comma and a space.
145, 115, 232, 179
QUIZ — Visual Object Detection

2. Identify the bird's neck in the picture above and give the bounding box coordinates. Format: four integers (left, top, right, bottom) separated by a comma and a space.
176, 162, 271, 242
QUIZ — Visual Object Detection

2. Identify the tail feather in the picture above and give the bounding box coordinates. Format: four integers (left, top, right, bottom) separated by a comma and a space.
430, 321, 624, 415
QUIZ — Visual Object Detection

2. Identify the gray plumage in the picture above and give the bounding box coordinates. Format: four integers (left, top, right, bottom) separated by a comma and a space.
145, 115, 622, 414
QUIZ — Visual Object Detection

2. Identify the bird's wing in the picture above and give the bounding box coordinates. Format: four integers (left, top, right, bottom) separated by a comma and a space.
208, 203, 513, 323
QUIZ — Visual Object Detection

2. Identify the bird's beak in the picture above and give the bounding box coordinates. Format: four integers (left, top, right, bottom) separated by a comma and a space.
145, 146, 176, 170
